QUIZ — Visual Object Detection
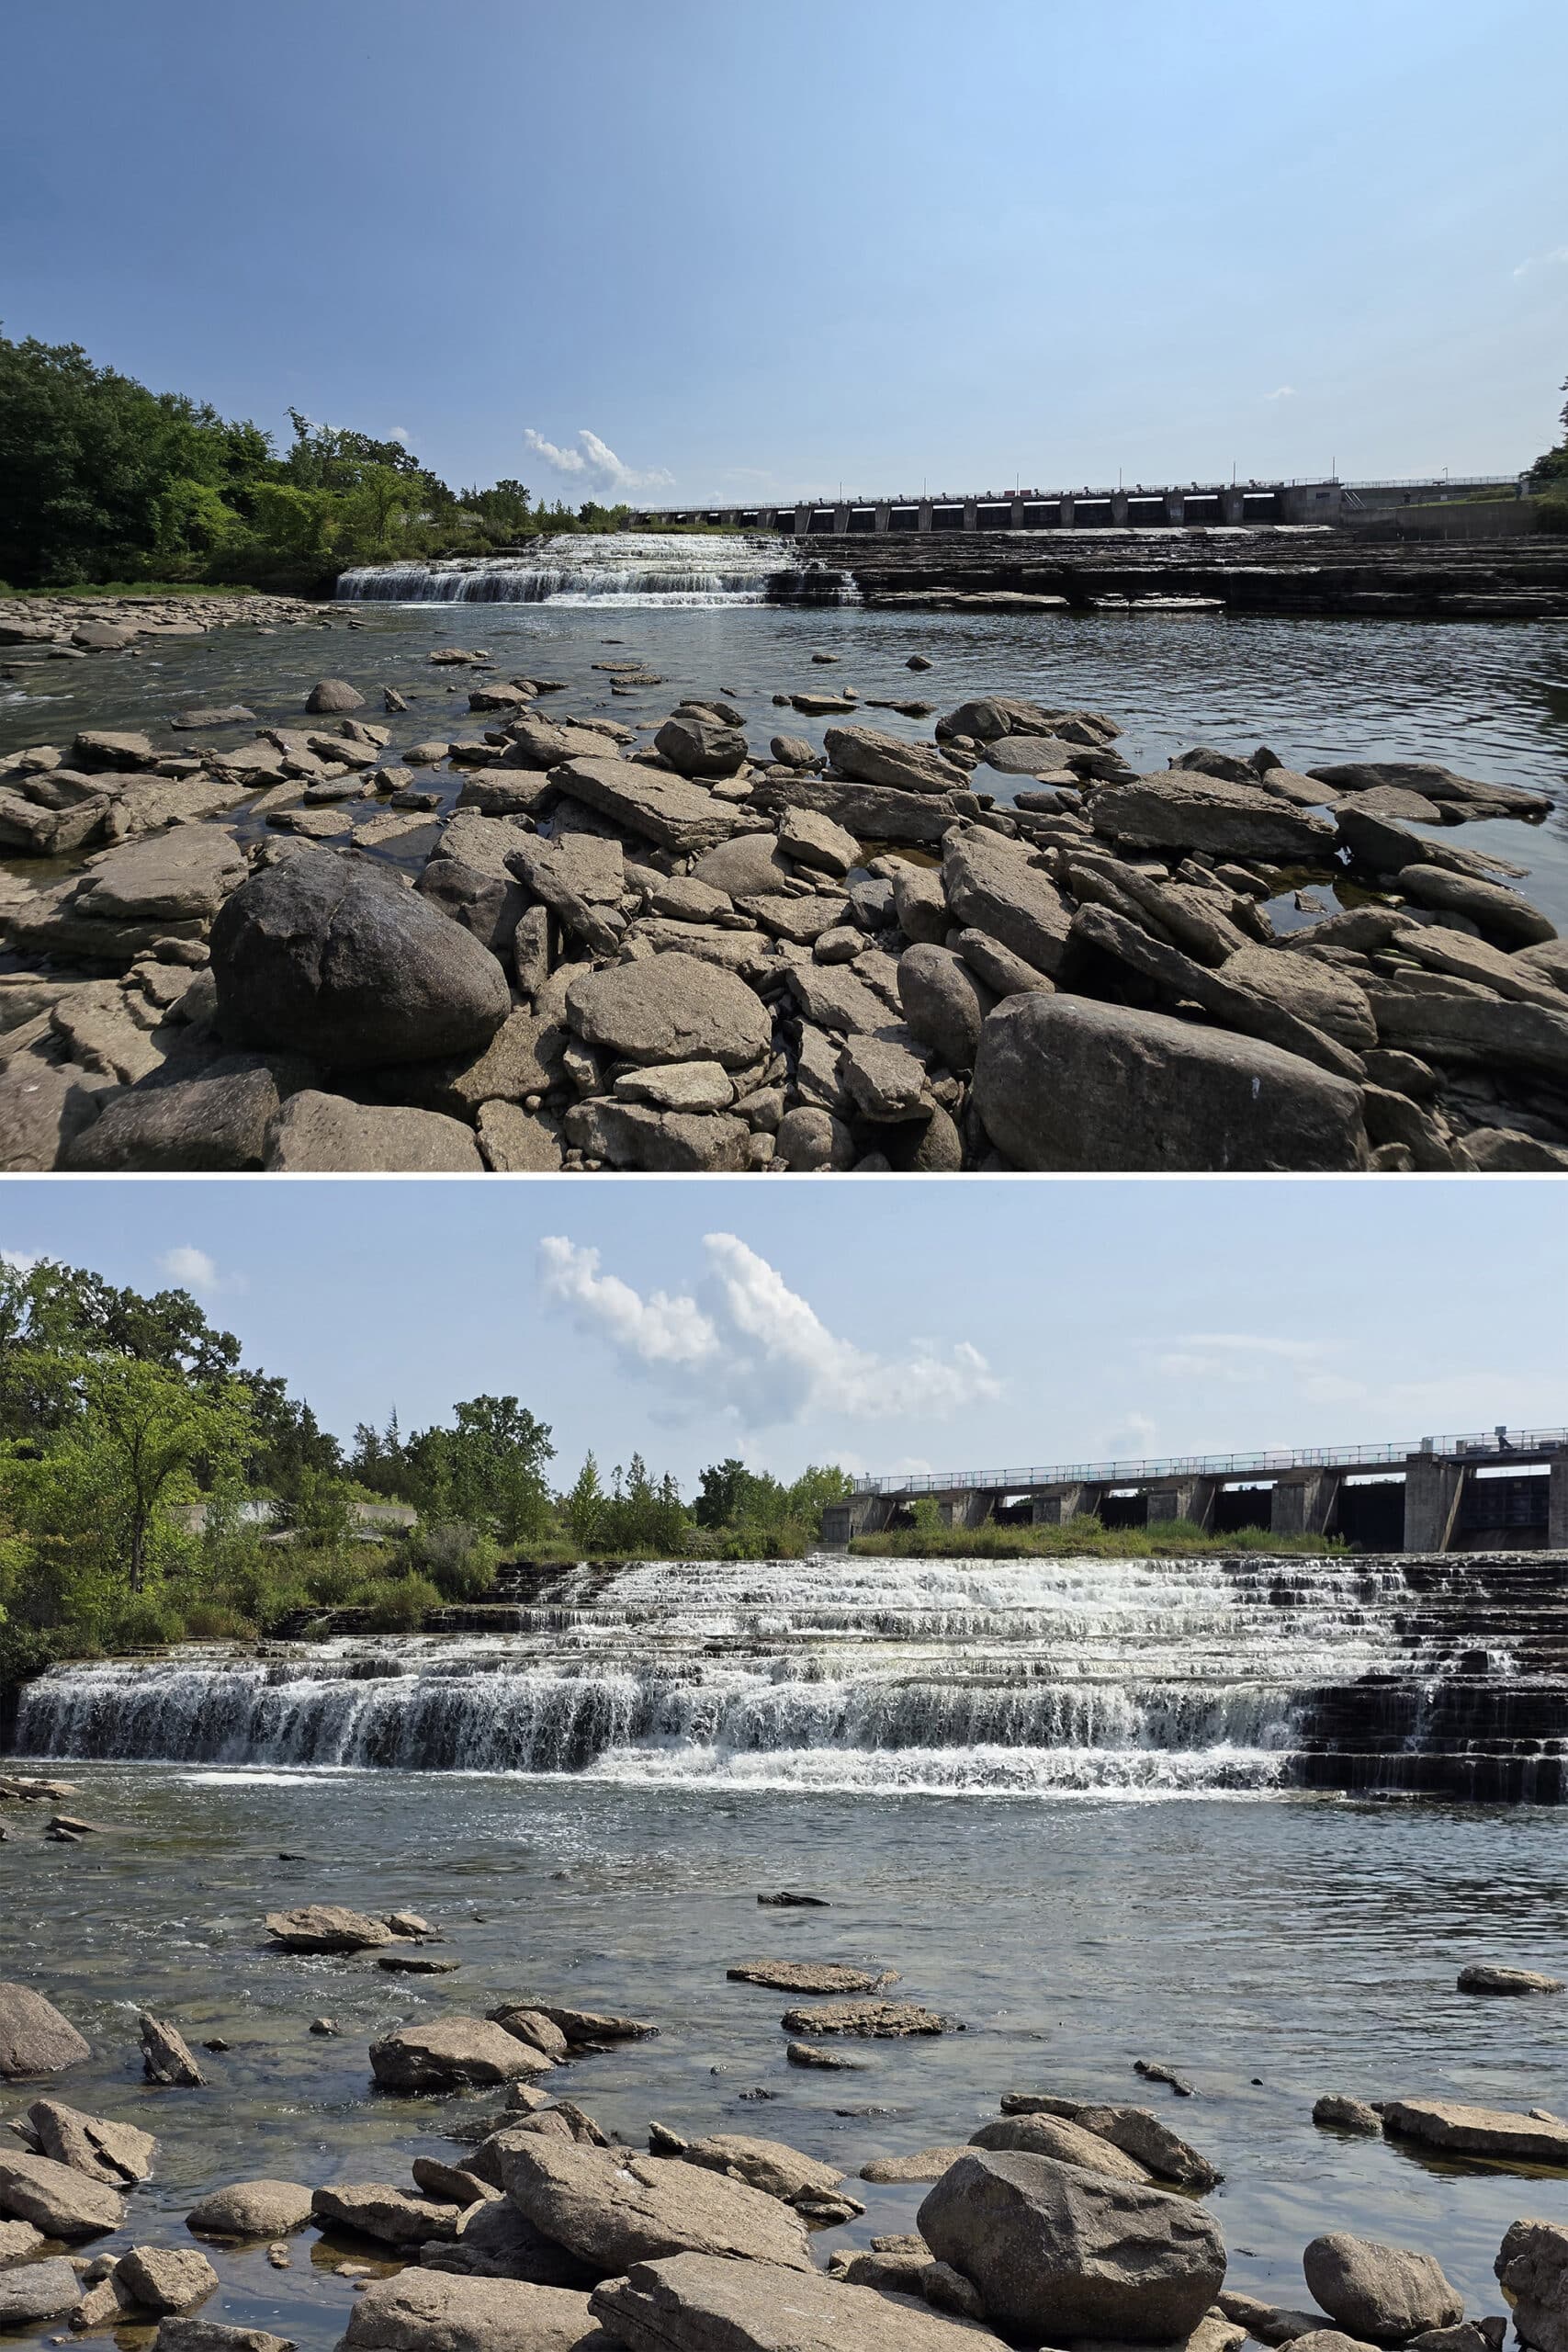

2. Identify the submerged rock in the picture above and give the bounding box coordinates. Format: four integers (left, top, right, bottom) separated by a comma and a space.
727, 1961, 897, 1994
780, 1998, 950, 2037
1456, 1964, 1562, 1996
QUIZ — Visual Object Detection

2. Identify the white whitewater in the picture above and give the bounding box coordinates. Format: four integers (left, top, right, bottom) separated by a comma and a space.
336, 533, 854, 608
12, 1551, 1427, 1794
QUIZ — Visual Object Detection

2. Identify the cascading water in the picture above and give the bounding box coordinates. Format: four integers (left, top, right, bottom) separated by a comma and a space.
335, 533, 857, 608
15, 1547, 1528, 1796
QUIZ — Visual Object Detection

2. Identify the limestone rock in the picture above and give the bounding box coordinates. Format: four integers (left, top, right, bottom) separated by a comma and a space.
477, 1102, 565, 1172
752, 778, 976, 849
824, 726, 961, 797
141, 2013, 205, 2086
0, 2149, 124, 2237
780, 1999, 948, 2037
265, 1092, 484, 1173
0, 1984, 91, 2077
344, 2268, 601, 2352
186, 2179, 315, 2238
75, 829, 246, 922
0, 2256, 83, 2324
552, 757, 744, 854
0, 2218, 44, 2262
1382, 2099, 1568, 2166
1495, 2221, 1568, 2352
1313, 2097, 1383, 2136
655, 714, 749, 778
154, 2323, 297, 2352
942, 828, 1073, 977
499, 2140, 812, 2275
860, 2149, 970, 2184
116, 2245, 220, 2313
209, 852, 510, 1069
974, 996, 1367, 1172
306, 680, 365, 715
1394, 866, 1555, 949
918, 2151, 1227, 2342
897, 944, 992, 1073
265, 1905, 393, 1952
1301, 2234, 1463, 2346
62, 1066, 281, 1172
970, 2114, 1152, 2183
1457, 1964, 1562, 1996
589, 2253, 1003, 2352
27, 2098, 154, 2186
726, 1962, 897, 1995
566, 954, 771, 1070
369, 2018, 555, 2092
310, 2182, 460, 2246
666, 2132, 861, 2219
1091, 774, 1337, 862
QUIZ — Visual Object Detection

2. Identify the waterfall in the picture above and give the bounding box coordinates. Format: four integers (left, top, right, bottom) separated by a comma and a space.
335, 534, 858, 608
12, 1547, 1511, 1796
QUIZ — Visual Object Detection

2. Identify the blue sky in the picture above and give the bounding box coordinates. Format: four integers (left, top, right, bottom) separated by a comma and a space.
1, 1182, 1562, 1487
4, 0, 1563, 501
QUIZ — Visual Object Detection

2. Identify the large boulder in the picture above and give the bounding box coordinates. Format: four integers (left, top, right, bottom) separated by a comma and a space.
186, 2179, 314, 2238
116, 2245, 220, 2313
209, 852, 510, 1069
369, 2018, 554, 2092
1091, 774, 1337, 862
306, 679, 364, 714
589, 2253, 1004, 2352
918, 2151, 1226, 2341
898, 945, 993, 1073
1302, 2236, 1463, 2345
0, 1984, 90, 2077
566, 954, 771, 1070
823, 727, 961, 797
344, 2269, 599, 2352
0, 2256, 83, 2324
27, 2097, 154, 2185
998, 2098, 1222, 2193
1495, 2221, 1568, 2352
499, 2140, 812, 2276
974, 995, 1368, 1171
0, 2148, 125, 2236
942, 828, 1073, 977
264, 1091, 484, 1172
655, 713, 748, 778
969, 2115, 1151, 2183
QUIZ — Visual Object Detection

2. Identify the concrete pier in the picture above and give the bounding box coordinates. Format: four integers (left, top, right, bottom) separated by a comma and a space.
625, 479, 1344, 533
821, 1427, 1568, 1553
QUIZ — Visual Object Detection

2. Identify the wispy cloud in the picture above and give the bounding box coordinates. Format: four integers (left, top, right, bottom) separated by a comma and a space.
1263, 385, 1296, 400
158, 1245, 242, 1300
1145, 1332, 1329, 1382
1104, 1410, 1157, 1457
388, 426, 412, 446
538, 1233, 1000, 1430
1, 1249, 41, 1275
522, 428, 673, 495
1513, 246, 1568, 278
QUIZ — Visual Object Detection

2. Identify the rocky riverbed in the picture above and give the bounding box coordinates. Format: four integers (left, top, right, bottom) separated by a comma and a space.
1, 1766, 1566, 2352
1, 606, 1565, 1170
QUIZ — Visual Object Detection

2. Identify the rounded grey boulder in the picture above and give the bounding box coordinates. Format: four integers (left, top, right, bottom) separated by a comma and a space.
1302, 2234, 1464, 2345
898, 944, 993, 1074
654, 713, 748, 778
918, 2149, 1226, 2341
305, 679, 364, 715
0, 1984, 90, 2079
209, 851, 510, 1070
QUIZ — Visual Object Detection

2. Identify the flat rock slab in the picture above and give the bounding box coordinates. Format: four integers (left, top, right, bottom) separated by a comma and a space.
1091, 773, 1337, 862
728, 1962, 898, 1995
377, 1951, 460, 1973
781, 1999, 951, 2037
312, 2181, 459, 2246
155, 2324, 297, 2352
500, 2141, 812, 2273
567, 953, 771, 1070
265, 1905, 394, 1952
590, 2253, 1005, 2352
76, 828, 247, 922
0, 1983, 91, 2077
861, 2148, 971, 2183
369, 2018, 554, 2091
0, 2148, 125, 2236
551, 757, 745, 854
344, 2269, 598, 2352
1382, 2098, 1568, 2165
186, 2178, 315, 2238
493, 2002, 658, 2046
28, 2096, 155, 2184
265, 1091, 484, 1173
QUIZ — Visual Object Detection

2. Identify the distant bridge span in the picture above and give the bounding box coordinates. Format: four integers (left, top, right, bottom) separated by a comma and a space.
822, 1427, 1568, 1553
626, 479, 1345, 535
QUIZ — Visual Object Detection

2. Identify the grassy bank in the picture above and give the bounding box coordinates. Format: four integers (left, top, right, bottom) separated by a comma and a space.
851, 1516, 1347, 1559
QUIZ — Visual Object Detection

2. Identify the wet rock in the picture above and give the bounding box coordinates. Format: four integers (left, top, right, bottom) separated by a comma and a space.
0, 2256, 83, 2324
490, 2008, 570, 2062
1394, 866, 1555, 949
186, 2180, 315, 2238
860, 2149, 970, 2184
976, 994, 1366, 1171
369, 2018, 555, 2092
781, 1999, 949, 2037
566, 953, 771, 1069
1301, 2234, 1462, 2345
1495, 2221, 1568, 2352
156, 2324, 297, 2352
1457, 1964, 1563, 1996
312, 2181, 459, 2247
970, 2116, 1152, 2183
500, 2139, 812, 2275
727, 1962, 897, 1995
785, 2041, 857, 2070
116, 2245, 220, 2313
0, 1984, 91, 2077
589, 2252, 1001, 2352
140, 2014, 205, 2086
378, 1951, 459, 1975
919, 2151, 1227, 2343
344, 2268, 598, 2352
490, 2002, 656, 2047
1219, 2294, 1334, 2345
942, 827, 1073, 976
63, 1066, 282, 1172
1313, 2096, 1382, 2135
306, 680, 365, 715
1090, 773, 1336, 862
265, 1905, 394, 1952
0, 2150, 124, 2236
265, 1092, 484, 1172
1382, 2098, 1568, 2165
27, 2098, 154, 2187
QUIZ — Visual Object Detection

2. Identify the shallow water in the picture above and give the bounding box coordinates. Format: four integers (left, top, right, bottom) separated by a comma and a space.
4, 595, 1566, 920
1, 1770, 1564, 2348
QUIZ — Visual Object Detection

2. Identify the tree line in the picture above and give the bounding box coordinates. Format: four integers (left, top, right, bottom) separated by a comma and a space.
0, 1256, 852, 1679
0, 331, 632, 592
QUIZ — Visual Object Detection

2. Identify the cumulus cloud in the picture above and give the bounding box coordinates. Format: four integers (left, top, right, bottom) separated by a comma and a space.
388, 426, 412, 445
522, 427, 674, 495
538, 1233, 999, 1430
1, 1249, 41, 1274
1513, 246, 1568, 278
1263, 385, 1296, 400
158, 1245, 241, 1299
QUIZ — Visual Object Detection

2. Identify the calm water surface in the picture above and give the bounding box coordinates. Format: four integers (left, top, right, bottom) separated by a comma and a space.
4, 1768, 1566, 2347
3, 604, 1567, 919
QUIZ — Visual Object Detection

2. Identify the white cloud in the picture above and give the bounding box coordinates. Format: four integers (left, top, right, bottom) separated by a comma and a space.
522, 427, 674, 495
1145, 1332, 1329, 1382
538, 1232, 999, 1430
1104, 1410, 1157, 1457
1513, 246, 1568, 278
1, 1249, 40, 1275
388, 426, 412, 446
1263, 385, 1296, 400
157, 1246, 242, 1300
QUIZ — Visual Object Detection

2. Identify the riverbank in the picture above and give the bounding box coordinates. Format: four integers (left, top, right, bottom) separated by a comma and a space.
0, 1765, 1563, 2352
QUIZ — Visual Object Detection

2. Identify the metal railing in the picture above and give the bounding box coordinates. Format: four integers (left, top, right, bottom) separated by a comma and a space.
850, 1428, 1568, 1498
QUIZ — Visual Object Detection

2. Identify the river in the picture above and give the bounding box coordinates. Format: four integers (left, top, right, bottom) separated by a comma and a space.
3, 536, 1566, 923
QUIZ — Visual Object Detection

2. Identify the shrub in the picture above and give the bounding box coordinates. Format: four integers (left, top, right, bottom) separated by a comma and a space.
360, 1573, 443, 1633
